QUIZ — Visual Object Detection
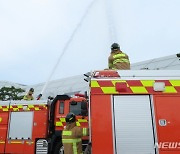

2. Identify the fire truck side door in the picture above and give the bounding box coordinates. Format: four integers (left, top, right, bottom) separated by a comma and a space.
153, 95, 180, 152
113, 95, 155, 154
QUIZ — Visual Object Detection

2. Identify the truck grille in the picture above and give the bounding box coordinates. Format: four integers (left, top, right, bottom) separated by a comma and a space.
36, 139, 48, 154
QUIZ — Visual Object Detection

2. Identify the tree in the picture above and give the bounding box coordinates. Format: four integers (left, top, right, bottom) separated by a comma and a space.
0, 86, 25, 101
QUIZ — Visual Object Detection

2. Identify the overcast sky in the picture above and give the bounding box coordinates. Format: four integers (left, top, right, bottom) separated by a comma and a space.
0, 0, 180, 85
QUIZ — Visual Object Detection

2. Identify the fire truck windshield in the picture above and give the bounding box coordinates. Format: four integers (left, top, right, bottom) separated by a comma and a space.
69, 101, 87, 116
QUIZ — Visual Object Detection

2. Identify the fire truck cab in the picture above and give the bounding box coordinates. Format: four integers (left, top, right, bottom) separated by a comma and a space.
89, 70, 180, 154
0, 94, 88, 154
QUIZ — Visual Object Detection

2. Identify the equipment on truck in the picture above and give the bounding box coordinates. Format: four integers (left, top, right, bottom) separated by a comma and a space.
0, 94, 88, 154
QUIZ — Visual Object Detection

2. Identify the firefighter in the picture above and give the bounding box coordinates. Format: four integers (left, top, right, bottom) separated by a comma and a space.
62, 112, 88, 154
108, 43, 130, 70
23, 88, 34, 100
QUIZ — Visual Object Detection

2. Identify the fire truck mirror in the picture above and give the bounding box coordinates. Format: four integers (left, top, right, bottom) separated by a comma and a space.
81, 102, 88, 116
81, 109, 88, 116
81, 101, 87, 110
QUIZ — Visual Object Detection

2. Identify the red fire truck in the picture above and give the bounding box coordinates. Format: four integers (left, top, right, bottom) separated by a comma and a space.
0, 69, 180, 154
0, 94, 88, 154
89, 70, 180, 154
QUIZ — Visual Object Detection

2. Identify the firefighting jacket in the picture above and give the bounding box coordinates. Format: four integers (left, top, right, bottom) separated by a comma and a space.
108, 50, 130, 70
62, 122, 88, 154
23, 94, 34, 100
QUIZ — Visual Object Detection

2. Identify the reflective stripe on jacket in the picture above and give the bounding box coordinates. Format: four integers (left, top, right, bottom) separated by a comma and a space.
62, 122, 88, 154
108, 50, 130, 70
23, 95, 34, 100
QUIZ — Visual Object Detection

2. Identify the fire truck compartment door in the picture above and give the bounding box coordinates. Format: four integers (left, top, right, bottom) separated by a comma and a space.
113, 95, 155, 154
154, 95, 180, 148
8, 112, 33, 139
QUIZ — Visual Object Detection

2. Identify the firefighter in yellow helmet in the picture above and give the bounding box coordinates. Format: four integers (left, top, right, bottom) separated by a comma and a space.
23, 88, 34, 100
108, 43, 130, 70
62, 112, 88, 154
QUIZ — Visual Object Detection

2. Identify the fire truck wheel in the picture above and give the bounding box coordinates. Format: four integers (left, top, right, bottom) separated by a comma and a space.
54, 142, 64, 154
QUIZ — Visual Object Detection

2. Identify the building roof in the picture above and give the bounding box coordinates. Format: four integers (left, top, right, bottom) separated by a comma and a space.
1, 54, 180, 99
131, 54, 180, 70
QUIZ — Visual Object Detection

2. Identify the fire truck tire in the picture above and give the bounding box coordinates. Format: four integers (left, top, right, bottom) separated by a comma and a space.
54, 142, 64, 154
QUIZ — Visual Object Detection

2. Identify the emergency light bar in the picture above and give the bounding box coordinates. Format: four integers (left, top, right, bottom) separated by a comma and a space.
93, 70, 120, 78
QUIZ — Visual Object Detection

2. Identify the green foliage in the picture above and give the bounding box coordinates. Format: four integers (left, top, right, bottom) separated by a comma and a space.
0, 86, 25, 101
